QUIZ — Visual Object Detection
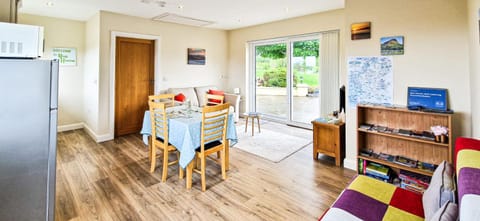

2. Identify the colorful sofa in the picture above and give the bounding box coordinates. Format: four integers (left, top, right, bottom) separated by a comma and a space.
320, 137, 480, 221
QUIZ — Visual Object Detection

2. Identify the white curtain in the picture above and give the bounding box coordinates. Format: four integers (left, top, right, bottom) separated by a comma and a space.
319, 30, 340, 117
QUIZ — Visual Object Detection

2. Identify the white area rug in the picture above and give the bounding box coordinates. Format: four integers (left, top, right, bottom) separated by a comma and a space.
234, 128, 312, 163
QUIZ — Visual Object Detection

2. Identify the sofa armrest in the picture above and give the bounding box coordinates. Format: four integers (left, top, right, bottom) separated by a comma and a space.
455, 137, 480, 164
224, 93, 240, 122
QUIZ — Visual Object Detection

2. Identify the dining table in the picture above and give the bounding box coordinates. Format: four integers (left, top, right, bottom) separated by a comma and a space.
140, 105, 237, 169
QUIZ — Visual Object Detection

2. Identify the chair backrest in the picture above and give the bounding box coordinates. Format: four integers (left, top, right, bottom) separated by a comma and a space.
200, 103, 230, 152
205, 94, 224, 106
149, 94, 175, 107
148, 100, 169, 145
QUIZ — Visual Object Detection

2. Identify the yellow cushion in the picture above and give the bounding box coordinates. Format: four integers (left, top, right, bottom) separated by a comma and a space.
348, 175, 396, 204
383, 206, 423, 221
457, 150, 480, 174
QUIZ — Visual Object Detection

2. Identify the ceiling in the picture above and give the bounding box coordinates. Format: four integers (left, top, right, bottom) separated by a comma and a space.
19, 0, 345, 30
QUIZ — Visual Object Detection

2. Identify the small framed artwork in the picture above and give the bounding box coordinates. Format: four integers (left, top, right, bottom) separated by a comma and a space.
52, 47, 77, 66
351, 22, 371, 40
380, 36, 404, 55
187, 48, 206, 65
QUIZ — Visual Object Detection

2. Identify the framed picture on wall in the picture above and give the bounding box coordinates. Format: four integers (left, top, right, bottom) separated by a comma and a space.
351, 22, 371, 40
187, 48, 206, 65
380, 36, 404, 55
52, 47, 77, 66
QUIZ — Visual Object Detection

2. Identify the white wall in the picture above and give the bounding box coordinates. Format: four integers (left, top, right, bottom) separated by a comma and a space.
344, 0, 471, 169
468, 0, 480, 139
91, 11, 228, 139
227, 9, 346, 113
83, 13, 100, 136
18, 14, 85, 130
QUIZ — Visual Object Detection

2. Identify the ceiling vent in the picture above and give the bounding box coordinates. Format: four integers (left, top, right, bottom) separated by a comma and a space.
152, 13, 214, 27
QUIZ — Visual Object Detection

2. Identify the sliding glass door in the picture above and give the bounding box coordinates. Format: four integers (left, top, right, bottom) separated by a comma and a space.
254, 42, 288, 120
250, 34, 322, 127
291, 39, 320, 124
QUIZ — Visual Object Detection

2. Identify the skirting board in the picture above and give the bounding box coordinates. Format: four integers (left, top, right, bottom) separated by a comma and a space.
82, 123, 113, 143
57, 123, 84, 132
58, 122, 113, 143
343, 158, 357, 171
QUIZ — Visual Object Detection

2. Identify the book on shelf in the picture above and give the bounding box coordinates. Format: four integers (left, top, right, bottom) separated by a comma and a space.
398, 129, 412, 136
399, 170, 431, 188
366, 162, 389, 175
359, 124, 373, 130
417, 161, 437, 172
358, 158, 367, 174
366, 173, 391, 183
378, 152, 395, 162
394, 155, 418, 168
359, 148, 373, 157
401, 181, 427, 194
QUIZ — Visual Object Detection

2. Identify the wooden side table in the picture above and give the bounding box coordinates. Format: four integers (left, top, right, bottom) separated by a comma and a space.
243, 112, 261, 136
311, 121, 345, 166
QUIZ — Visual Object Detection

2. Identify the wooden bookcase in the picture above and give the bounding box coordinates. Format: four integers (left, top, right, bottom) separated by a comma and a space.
357, 104, 453, 177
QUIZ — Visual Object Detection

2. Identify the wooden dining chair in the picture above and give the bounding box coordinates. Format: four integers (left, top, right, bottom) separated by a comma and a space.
148, 100, 183, 182
149, 94, 175, 108
205, 94, 224, 106
186, 103, 230, 191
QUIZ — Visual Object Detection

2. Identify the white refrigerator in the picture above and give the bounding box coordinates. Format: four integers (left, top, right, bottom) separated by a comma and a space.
0, 59, 59, 221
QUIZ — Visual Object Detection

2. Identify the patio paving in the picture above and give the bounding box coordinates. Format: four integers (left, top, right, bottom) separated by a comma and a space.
255, 95, 320, 124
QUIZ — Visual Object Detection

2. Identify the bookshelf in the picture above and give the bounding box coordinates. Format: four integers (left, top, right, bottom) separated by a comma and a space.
357, 104, 453, 179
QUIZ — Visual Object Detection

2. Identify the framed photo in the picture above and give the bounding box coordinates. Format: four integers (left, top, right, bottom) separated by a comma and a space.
187, 48, 206, 65
52, 47, 77, 66
351, 22, 371, 40
380, 36, 404, 55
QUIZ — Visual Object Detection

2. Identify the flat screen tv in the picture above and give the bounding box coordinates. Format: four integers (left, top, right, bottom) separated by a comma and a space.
407, 87, 448, 111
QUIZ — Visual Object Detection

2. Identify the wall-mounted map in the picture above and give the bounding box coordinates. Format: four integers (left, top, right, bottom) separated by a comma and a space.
348, 56, 393, 108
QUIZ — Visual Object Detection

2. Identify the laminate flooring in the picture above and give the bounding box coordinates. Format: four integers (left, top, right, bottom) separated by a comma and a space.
55, 120, 356, 221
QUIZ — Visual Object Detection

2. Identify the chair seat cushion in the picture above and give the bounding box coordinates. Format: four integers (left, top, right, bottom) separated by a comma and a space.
195, 140, 223, 152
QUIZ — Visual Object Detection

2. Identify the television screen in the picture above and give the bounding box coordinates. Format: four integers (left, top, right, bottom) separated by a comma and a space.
407, 87, 447, 111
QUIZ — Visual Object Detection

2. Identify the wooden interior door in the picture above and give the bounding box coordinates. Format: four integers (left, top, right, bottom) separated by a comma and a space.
115, 37, 154, 137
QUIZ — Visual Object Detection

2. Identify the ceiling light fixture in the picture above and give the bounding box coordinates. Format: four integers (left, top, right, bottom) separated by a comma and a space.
156, 0, 166, 7
141, 0, 165, 7
46, 1, 54, 7
153, 13, 214, 27
178, 4, 184, 10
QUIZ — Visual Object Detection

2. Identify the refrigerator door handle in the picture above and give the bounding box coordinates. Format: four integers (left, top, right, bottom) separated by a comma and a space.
50, 60, 59, 109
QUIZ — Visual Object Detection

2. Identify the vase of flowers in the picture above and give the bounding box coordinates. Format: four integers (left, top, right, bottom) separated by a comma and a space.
431, 125, 449, 143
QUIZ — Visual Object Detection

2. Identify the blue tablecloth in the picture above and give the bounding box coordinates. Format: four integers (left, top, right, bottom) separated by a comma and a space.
140, 107, 237, 168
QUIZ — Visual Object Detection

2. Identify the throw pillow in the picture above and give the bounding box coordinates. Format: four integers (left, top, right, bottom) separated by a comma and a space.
422, 161, 456, 221
429, 202, 458, 221
208, 89, 224, 104
174, 93, 186, 102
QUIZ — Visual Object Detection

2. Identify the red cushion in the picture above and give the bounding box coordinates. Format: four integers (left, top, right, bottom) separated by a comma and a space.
455, 137, 480, 165
208, 89, 224, 104
174, 93, 186, 102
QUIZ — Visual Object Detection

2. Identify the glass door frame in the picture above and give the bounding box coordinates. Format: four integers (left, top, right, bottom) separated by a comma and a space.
248, 33, 321, 128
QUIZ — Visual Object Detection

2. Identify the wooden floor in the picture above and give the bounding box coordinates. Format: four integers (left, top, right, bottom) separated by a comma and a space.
55, 121, 356, 221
